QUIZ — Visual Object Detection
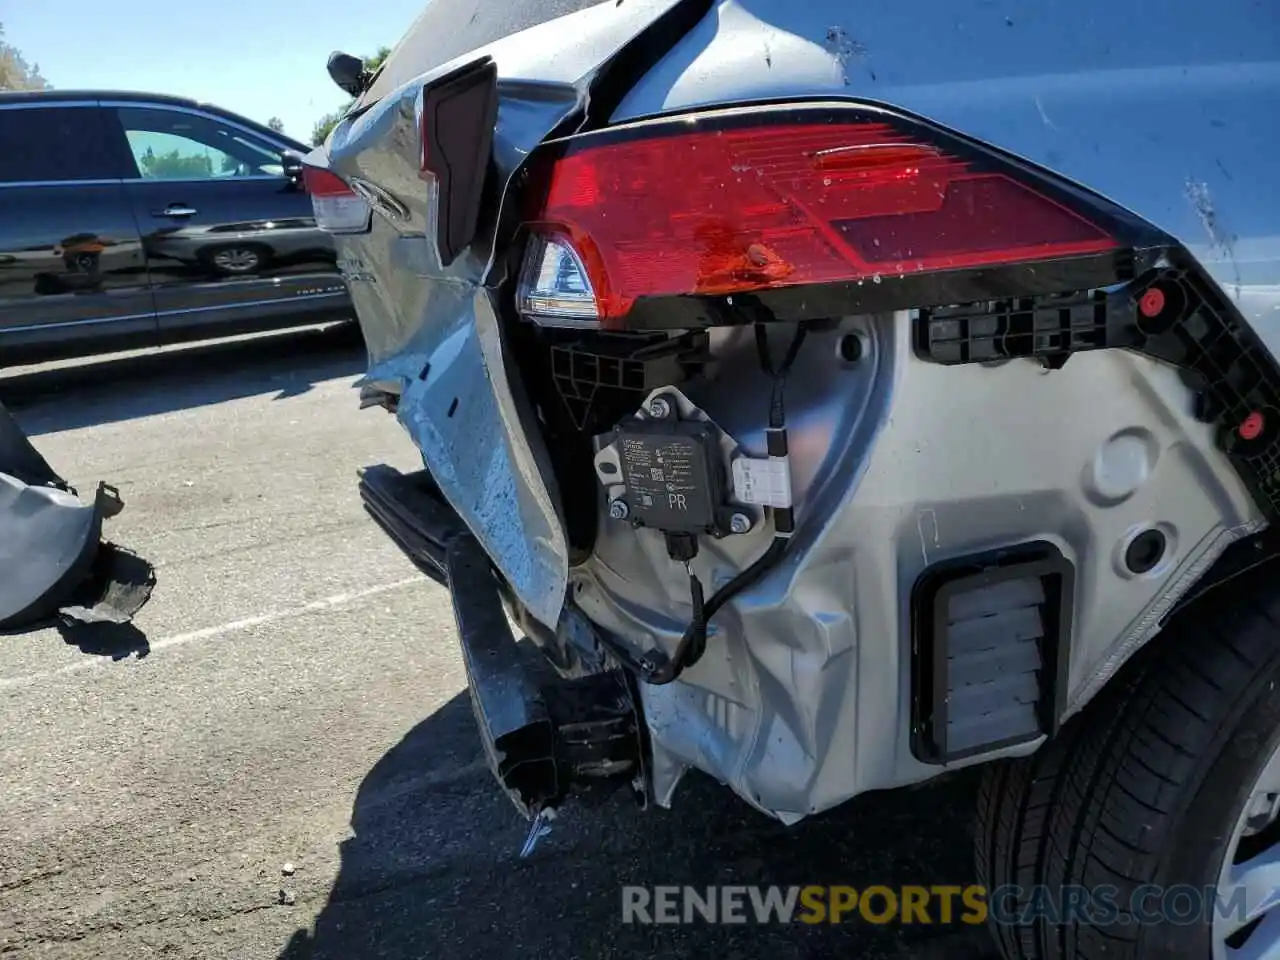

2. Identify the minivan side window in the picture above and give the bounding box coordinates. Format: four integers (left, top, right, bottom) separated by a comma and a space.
0, 106, 124, 184
115, 106, 285, 182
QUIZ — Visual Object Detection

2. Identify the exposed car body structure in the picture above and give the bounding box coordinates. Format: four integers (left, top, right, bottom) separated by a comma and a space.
306, 2, 1280, 955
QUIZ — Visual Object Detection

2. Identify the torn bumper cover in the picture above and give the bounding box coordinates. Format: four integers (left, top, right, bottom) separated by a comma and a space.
359, 463, 644, 818
0, 402, 155, 632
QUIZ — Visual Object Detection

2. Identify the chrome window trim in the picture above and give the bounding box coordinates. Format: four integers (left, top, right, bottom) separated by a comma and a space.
0, 176, 283, 187
0, 100, 99, 110
0, 99, 297, 186
0, 178, 127, 188
0, 312, 153, 332
121, 175, 288, 185
0, 101, 118, 184
101, 100, 295, 156
0, 291, 347, 335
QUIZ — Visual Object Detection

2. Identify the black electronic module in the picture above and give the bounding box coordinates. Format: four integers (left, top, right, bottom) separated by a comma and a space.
614, 419, 723, 533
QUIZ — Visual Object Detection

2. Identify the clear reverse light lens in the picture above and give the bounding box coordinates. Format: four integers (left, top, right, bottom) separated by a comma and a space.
517, 235, 601, 328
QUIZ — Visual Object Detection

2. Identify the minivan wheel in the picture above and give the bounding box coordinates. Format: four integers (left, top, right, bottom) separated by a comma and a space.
209, 246, 265, 274
975, 565, 1280, 960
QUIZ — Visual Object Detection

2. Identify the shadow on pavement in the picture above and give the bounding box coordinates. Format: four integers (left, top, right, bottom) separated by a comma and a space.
0, 323, 367, 436
0, 618, 151, 660
55, 620, 151, 661
277, 692, 1000, 960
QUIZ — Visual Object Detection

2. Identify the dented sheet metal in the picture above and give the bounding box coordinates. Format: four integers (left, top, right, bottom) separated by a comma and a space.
320, 0, 685, 628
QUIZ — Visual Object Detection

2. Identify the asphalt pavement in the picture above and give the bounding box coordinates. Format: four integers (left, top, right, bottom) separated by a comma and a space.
0, 327, 1000, 960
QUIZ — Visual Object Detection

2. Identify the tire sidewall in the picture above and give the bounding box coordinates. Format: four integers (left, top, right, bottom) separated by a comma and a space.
1143, 642, 1280, 956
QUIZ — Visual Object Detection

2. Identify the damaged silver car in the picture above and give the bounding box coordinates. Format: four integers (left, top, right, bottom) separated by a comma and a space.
304, 1, 1280, 955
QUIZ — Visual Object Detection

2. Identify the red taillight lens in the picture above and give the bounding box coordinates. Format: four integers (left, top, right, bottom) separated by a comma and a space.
302, 166, 353, 196
523, 119, 1119, 327
302, 165, 371, 234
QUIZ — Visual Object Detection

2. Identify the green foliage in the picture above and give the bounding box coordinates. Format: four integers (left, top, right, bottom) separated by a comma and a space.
140, 146, 213, 180
0, 21, 49, 91
310, 111, 342, 148
311, 46, 392, 147
267, 116, 285, 134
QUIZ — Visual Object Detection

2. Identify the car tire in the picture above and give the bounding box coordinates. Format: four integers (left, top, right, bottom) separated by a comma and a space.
206, 245, 267, 275
975, 562, 1280, 959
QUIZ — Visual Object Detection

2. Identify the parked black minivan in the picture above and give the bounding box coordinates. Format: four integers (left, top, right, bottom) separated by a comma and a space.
0, 91, 351, 365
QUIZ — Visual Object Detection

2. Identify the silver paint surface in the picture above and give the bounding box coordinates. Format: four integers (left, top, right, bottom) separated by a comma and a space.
574, 317, 1261, 819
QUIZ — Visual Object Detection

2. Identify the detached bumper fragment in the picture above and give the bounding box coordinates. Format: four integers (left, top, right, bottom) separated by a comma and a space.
1, 402, 154, 633
358, 463, 645, 818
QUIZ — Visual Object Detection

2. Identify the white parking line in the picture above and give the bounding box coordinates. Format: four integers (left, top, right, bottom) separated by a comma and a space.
0, 576, 426, 689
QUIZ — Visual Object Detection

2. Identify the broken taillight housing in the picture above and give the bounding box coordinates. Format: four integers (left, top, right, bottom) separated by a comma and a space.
517, 112, 1121, 329
302, 166, 372, 235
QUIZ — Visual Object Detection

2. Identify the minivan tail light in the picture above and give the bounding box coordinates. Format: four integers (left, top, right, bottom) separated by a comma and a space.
302, 166, 371, 235
517, 116, 1121, 329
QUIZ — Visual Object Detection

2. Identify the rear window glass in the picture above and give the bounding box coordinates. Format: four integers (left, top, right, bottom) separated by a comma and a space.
0, 106, 122, 184
363, 0, 605, 103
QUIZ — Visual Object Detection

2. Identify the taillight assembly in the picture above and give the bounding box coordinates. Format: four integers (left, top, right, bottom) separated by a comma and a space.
302, 166, 371, 235
517, 110, 1125, 330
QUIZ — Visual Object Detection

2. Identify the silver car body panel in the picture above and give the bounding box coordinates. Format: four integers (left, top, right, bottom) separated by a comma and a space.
324, 0, 1277, 819
573, 315, 1262, 820
0, 474, 98, 624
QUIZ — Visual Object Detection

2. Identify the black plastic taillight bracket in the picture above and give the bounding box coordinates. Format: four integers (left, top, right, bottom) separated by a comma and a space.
912, 257, 1280, 522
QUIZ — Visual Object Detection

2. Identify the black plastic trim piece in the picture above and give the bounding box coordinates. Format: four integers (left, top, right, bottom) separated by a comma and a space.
623, 250, 1143, 330
910, 541, 1075, 765
1132, 263, 1280, 520
357, 464, 465, 585
446, 534, 561, 817
1166, 527, 1280, 622
577, 0, 717, 133
911, 254, 1280, 521
421, 56, 499, 266
446, 534, 645, 817
548, 331, 707, 431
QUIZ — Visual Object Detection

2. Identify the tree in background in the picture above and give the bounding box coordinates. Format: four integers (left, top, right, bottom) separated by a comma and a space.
267, 116, 285, 134
311, 47, 391, 146
0, 21, 50, 91
140, 146, 213, 180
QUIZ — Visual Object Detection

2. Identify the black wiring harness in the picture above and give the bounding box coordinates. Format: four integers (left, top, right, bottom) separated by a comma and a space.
596, 317, 807, 686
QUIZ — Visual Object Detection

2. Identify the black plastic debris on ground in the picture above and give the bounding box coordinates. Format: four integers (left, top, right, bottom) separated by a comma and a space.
57, 542, 156, 627
54, 543, 156, 660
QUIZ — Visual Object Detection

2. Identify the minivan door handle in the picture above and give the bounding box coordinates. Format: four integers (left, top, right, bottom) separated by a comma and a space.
155, 204, 198, 218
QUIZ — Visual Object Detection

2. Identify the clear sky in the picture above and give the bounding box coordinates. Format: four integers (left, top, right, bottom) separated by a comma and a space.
3, 0, 428, 144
